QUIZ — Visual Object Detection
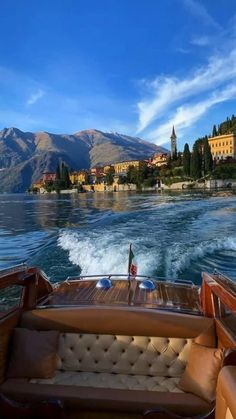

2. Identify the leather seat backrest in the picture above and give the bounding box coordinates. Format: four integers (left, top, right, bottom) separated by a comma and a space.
57, 333, 192, 377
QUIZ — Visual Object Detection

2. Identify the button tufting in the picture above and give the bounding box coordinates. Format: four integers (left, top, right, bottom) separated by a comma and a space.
87, 347, 90, 351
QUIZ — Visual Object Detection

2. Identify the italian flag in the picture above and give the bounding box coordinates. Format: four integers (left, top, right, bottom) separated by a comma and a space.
128, 245, 138, 276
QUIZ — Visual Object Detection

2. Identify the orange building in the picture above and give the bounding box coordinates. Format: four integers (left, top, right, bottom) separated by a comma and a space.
42, 172, 56, 183
90, 167, 104, 176
32, 180, 43, 190
104, 165, 114, 174
151, 153, 169, 167
209, 133, 236, 161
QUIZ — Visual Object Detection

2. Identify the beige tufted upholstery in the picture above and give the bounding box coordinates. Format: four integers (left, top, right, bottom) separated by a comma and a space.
31, 371, 183, 392
56, 334, 192, 377
30, 333, 192, 393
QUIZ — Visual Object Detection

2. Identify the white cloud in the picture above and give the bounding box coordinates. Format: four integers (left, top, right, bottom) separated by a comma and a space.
26, 89, 45, 106
191, 35, 211, 46
183, 0, 221, 29
137, 48, 236, 133
147, 84, 236, 145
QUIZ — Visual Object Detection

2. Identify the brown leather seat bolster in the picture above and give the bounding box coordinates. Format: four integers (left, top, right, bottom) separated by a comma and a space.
1, 380, 210, 416
216, 366, 236, 419
20, 307, 215, 344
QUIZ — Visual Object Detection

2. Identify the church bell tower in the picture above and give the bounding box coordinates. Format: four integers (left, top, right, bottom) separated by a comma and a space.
170, 126, 177, 158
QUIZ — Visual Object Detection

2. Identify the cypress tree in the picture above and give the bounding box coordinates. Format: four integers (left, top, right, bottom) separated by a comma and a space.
212, 125, 217, 137
56, 163, 61, 180
203, 137, 213, 175
60, 162, 71, 188
190, 142, 202, 180
183, 143, 191, 176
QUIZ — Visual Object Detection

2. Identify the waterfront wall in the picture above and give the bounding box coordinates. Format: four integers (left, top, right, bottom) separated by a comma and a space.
82, 183, 137, 192
162, 179, 236, 190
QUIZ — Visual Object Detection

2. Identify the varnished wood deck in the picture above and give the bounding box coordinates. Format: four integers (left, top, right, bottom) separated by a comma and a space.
41, 279, 201, 314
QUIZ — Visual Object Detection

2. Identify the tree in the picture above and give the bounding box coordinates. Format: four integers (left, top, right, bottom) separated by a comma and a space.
183, 143, 191, 176
56, 163, 61, 180
190, 142, 202, 180
212, 125, 217, 137
105, 168, 114, 185
126, 165, 138, 184
203, 136, 213, 175
60, 162, 71, 188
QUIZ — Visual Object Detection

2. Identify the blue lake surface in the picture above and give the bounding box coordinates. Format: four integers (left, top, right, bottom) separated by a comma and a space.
0, 191, 236, 285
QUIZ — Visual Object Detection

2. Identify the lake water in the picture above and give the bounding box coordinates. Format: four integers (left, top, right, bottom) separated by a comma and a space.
0, 191, 236, 285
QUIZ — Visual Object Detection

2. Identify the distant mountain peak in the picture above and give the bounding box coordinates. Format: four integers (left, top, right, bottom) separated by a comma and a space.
0, 126, 168, 192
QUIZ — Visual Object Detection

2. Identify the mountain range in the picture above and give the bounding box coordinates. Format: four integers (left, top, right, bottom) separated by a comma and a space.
0, 127, 168, 192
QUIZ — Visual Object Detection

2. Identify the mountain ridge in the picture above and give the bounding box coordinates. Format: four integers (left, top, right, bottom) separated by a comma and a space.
0, 127, 168, 192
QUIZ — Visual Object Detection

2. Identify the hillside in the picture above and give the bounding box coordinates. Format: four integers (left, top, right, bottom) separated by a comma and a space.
211, 114, 236, 137
0, 128, 167, 192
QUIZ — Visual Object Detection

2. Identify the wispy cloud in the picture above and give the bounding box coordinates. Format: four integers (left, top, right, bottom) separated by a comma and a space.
147, 84, 236, 144
26, 89, 45, 106
183, 0, 221, 29
137, 48, 236, 134
191, 35, 211, 46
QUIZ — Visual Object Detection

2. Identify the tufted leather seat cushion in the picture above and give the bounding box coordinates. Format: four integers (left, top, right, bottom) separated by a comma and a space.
56, 333, 192, 377
30, 371, 183, 392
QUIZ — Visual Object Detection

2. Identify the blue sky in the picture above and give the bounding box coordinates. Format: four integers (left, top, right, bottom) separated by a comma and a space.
1, 0, 236, 149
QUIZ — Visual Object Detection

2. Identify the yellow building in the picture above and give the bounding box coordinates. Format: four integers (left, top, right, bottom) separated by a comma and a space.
209, 133, 236, 161
69, 171, 87, 185
113, 160, 145, 175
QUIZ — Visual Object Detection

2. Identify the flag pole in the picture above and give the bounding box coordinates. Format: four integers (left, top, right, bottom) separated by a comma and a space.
128, 243, 132, 286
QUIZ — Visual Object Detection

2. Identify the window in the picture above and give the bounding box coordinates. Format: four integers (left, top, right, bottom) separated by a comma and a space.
0, 285, 23, 318
223, 142, 225, 146
220, 302, 236, 338
219, 143, 221, 146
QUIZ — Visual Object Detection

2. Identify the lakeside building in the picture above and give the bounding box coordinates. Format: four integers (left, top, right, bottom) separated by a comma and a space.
42, 172, 56, 183
69, 171, 88, 185
32, 180, 43, 190
150, 153, 169, 167
113, 160, 145, 175
209, 133, 236, 161
104, 165, 114, 174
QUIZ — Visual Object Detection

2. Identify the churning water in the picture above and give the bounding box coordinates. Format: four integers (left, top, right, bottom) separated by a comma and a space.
0, 191, 236, 285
